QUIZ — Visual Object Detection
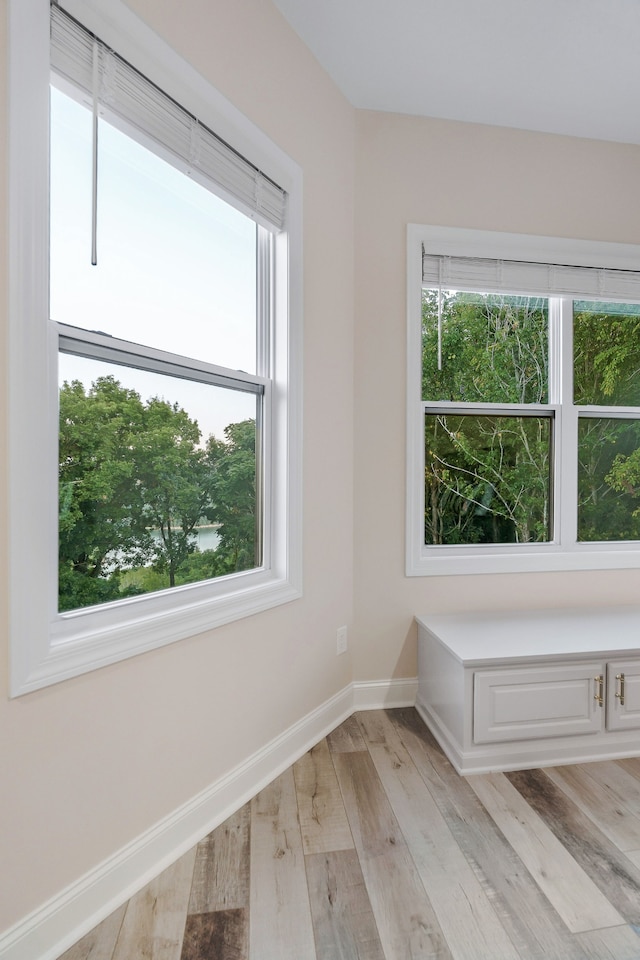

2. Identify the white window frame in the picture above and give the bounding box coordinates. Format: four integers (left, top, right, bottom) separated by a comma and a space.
8, 0, 303, 696
407, 224, 640, 577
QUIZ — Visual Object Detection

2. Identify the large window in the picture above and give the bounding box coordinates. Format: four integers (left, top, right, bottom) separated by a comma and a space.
407, 226, 640, 575
8, 0, 302, 695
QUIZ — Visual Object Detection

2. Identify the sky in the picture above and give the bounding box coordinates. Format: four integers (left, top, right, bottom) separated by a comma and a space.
50, 85, 259, 444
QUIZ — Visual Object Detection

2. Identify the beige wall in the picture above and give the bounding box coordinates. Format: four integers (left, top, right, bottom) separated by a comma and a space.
353, 109, 640, 682
4, 0, 640, 941
0, 0, 355, 932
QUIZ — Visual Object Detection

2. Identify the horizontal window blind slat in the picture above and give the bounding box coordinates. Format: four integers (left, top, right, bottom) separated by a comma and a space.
422, 253, 640, 302
50, 3, 287, 231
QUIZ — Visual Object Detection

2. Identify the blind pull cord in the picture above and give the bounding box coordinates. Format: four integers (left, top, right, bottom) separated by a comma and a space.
91, 39, 99, 266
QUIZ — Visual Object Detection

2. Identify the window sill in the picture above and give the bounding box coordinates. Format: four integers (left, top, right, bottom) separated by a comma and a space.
407, 544, 640, 577
11, 571, 302, 697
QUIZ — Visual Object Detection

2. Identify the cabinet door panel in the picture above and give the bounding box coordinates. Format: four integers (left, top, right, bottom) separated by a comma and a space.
607, 660, 640, 732
474, 663, 605, 744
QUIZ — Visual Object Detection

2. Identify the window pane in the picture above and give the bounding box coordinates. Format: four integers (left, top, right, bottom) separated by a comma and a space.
422, 290, 548, 403
50, 86, 257, 372
59, 353, 259, 612
578, 417, 640, 542
574, 301, 640, 406
424, 414, 553, 545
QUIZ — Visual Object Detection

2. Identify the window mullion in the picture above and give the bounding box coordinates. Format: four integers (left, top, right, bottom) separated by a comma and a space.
422, 401, 553, 416
555, 297, 578, 546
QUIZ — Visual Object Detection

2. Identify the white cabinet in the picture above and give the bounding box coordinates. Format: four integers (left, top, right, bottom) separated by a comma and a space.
416, 608, 640, 775
473, 662, 604, 744
606, 659, 640, 732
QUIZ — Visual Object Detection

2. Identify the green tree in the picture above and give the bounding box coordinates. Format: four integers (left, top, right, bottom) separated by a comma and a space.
574, 305, 640, 406
421, 293, 640, 546
59, 377, 151, 610
602, 423, 640, 538
574, 305, 640, 541
422, 290, 548, 405
206, 419, 257, 572
422, 291, 550, 545
136, 397, 210, 587
59, 378, 211, 606
59, 376, 259, 610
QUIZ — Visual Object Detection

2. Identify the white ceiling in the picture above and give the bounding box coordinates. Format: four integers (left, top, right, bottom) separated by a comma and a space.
272, 0, 640, 145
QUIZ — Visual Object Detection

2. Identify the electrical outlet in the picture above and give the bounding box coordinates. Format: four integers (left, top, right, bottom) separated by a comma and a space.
336, 625, 348, 655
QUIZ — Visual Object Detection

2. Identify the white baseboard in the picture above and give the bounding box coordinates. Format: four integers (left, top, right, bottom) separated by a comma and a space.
353, 676, 418, 709
0, 677, 417, 960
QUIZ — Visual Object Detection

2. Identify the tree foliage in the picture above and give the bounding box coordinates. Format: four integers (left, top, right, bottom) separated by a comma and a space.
574, 304, 640, 541
422, 292, 640, 546
205, 419, 258, 573
422, 292, 551, 545
58, 376, 257, 611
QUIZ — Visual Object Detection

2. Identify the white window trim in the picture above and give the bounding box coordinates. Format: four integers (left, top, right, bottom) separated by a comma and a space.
407, 223, 640, 577
8, 0, 303, 696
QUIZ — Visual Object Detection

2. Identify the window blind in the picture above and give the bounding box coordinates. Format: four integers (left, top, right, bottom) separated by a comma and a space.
422, 252, 640, 303
50, 2, 287, 231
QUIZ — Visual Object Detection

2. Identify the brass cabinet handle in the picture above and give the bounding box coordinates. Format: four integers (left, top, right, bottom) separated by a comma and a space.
594, 675, 604, 706
616, 673, 626, 706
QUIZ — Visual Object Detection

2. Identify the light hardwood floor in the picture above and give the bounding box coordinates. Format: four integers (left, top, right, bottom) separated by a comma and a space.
58, 709, 640, 959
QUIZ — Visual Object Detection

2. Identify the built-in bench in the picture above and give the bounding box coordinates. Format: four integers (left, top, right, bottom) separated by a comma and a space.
416, 607, 640, 775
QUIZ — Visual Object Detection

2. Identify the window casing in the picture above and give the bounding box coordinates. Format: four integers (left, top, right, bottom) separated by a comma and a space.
8, 0, 302, 695
407, 225, 640, 576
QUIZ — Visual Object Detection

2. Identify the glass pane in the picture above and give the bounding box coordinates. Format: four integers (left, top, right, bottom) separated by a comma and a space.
578, 417, 640, 541
424, 414, 552, 545
59, 353, 259, 612
574, 301, 640, 406
422, 290, 548, 403
50, 85, 257, 372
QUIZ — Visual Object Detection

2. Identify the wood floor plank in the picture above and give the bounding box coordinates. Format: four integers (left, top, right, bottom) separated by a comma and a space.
470, 771, 623, 933
581, 759, 640, 822
357, 711, 520, 960
187, 805, 250, 914
507, 768, 640, 926
617, 756, 640, 783
574, 924, 640, 959
293, 737, 354, 855
331, 750, 402, 859
57, 904, 126, 960
180, 909, 246, 960
249, 768, 316, 960
388, 708, 590, 959
60, 710, 640, 960
544, 763, 640, 853
625, 849, 640, 869
327, 715, 367, 754
305, 850, 385, 960
111, 847, 196, 960
333, 748, 453, 959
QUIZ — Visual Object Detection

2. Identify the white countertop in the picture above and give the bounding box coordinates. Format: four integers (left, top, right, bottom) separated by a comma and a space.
416, 606, 640, 665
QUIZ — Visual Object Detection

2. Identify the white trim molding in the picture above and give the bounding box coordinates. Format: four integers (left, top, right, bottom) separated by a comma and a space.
352, 677, 418, 709
0, 678, 417, 960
